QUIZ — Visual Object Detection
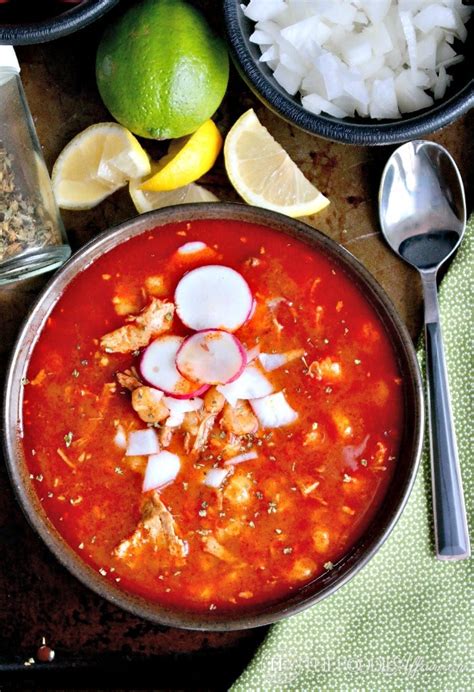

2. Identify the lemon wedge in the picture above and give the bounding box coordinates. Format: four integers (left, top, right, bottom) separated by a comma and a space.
224, 109, 330, 218
52, 123, 151, 210
130, 177, 219, 213
140, 120, 222, 192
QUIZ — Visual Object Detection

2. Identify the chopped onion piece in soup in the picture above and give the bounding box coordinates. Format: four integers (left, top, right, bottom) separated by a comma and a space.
259, 348, 305, 372
224, 450, 259, 466
163, 397, 203, 427
177, 241, 209, 255
250, 392, 298, 428
245, 344, 260, 363
203, 467, 230, 488
163, 397, 203, 414
114, 425, 127, 450
143, 451, 180, 492
126, 428, 160, 456
217, 364, 273, 408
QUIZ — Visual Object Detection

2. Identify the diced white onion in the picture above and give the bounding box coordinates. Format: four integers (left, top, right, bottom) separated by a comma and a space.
166, 412, 185, 428
224, 450, 259, 466
259, 353, 287, 371
243, 0, 286, 22
241, 0, 472, 119
177, 241, 208, 255
163, 397, 203, 414
217, 364, 273, 408
126, 429, 160, 457
250, 392, 298, 428
259, 348, 304, 372
114, 425, 127, 450
203, 467, 230, 487
143, 451, 180, 492
245, 344, 261, 363
162, 397, 203, 428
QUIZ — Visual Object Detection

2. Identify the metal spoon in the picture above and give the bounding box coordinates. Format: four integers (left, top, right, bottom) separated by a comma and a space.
379, 140, 470, 561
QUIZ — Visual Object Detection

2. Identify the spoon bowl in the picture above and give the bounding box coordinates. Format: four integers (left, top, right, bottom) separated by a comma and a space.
379, 140, 470, 561
380, 141, 466, 272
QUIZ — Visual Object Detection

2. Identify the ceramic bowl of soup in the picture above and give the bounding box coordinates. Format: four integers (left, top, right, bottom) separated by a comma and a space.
4, 203, 423, 630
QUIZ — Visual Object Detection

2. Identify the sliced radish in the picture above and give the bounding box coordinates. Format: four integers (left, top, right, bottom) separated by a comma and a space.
250, 392, 298, 428
217, 364, 273, 408
140, 335, 209, 399
176, 330, 246, 385
259, 348, 305, 372
143, 451, 180, 492
175, 265, 253, 332
224, 450, 258, 466
177, 241, 209, 255
203, 467, 230, 488
126, 429, 160, 457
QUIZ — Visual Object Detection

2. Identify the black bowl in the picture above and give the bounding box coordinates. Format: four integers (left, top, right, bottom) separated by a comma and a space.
0, 0, 119, 45
224, 0, 474, 145
3, 203, 424, 630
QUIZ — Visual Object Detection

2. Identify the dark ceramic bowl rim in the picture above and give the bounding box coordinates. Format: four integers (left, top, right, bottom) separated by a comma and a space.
0, 0, 119, 45
3, 203, 424, 631
223, 0, 474, 145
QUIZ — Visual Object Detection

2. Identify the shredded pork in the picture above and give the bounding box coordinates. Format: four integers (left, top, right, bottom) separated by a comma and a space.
192, 413, 216, 453
116, 371, 142, 391
202, 536, 238, 564
203, 387, 226, 415
114, 491, 187, 560
101, 298, 174, 354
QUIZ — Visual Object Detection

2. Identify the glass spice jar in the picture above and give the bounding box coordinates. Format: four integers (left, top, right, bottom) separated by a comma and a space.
0, 45, 70, 285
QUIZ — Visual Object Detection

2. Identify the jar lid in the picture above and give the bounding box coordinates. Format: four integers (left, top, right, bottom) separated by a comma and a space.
0, 45, 20, 73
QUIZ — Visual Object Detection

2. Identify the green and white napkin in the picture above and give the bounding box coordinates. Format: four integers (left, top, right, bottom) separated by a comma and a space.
233, 218, 473, 691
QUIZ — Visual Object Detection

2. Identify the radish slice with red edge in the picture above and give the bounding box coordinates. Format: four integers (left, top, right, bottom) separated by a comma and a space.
140, 335, 209, 399
174, 265, 253, 332
176, 330, 246, 385
143, 451, 180, 492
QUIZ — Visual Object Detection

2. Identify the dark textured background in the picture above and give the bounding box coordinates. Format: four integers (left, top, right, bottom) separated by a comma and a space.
0, 0, 472, 688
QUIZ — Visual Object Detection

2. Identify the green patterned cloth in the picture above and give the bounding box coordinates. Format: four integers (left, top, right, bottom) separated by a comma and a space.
234, 219, 473, 691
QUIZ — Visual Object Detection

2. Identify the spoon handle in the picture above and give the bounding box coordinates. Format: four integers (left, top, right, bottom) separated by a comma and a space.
422, 275, 471, 560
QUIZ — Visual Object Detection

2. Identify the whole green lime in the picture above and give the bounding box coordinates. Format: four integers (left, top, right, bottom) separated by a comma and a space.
96, 0, 229, 140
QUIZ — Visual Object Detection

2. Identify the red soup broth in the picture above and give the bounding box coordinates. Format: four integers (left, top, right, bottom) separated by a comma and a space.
22, 219, 404, 613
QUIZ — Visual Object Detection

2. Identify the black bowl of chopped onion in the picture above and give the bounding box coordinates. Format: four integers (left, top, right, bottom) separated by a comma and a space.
0, 0, 119, 45
224, 0, 474, 145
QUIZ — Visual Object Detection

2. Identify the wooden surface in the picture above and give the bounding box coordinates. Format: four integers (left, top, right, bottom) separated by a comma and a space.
0, 1, 473, 687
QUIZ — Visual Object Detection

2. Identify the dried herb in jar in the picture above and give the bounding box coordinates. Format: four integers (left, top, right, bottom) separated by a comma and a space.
0, 142, 59, 262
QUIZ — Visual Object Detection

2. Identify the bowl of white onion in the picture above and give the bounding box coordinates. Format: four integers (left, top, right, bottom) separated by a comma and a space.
223, 0, 474, 145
